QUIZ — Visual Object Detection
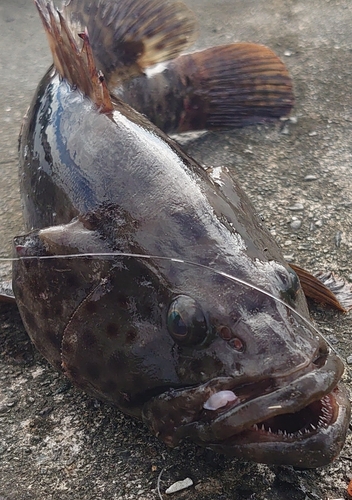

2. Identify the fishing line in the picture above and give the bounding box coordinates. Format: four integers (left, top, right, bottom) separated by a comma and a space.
0, 251, 343, 359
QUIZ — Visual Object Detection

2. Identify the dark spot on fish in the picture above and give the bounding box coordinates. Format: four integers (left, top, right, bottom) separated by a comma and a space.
45, 329, 61, 349
116, 294, 129, 309
66, 274, 80, 288
188, 358, 203, 373
106, 322, 119, 338
126, 328, 137, 343
102, 379, 118, 394
83, 329, 97, 348
52, 302, 63, 317
120, 41, 144, 65
85, 361, 101, 380
108, 351, 129, 375
156, 42, 165, 51
84, 300, 99, 314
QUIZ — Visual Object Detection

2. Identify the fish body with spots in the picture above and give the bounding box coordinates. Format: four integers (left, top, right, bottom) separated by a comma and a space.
11, 0, 351, 468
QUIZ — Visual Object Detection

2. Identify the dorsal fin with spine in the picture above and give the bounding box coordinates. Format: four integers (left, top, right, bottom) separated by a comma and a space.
35, 0, 113, 113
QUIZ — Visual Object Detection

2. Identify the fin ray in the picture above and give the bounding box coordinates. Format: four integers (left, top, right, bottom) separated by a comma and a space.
291, 264, 352, 312
35, 0, 113, 113
116, 42, 294, 132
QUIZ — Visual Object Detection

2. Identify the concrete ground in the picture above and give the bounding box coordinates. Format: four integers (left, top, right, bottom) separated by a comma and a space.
0, 0, 352, 499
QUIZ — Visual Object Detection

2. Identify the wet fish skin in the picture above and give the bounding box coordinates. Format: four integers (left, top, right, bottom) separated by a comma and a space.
12, 0, 351, 468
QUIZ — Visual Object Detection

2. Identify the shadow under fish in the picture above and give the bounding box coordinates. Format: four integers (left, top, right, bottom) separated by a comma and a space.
4, 0, 352, 468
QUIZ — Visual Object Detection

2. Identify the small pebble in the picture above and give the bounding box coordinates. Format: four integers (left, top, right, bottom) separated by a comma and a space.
308, 131, 317, 137
346, 356, 352, 365
283, 254, 295, 262
335, 231, 342, 247
289, 116, 298, 124
165, 478, 193, 494
304, 174, 318, 181
290, 220, 302, 230
287, 203, 304, 211
284, 50, 292, 56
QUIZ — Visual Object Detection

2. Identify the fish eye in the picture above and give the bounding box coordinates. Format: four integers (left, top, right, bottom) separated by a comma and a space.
167, 295, 208, 345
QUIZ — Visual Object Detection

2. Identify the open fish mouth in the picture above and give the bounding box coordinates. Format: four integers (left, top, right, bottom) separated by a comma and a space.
143, 351, 350, 467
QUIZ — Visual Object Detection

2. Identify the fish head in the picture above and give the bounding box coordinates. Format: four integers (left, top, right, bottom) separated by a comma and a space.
12, 221, 350, 468
140, 259, 349, 468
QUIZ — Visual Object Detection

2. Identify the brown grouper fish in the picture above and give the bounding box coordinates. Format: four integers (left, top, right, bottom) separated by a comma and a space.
8, 0, 351, 468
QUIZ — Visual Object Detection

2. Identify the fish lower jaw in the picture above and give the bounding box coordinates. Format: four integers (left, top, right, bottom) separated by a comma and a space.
204, 384, 350, 468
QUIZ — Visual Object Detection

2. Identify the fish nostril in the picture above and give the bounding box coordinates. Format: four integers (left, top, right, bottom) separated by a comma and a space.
229, 337, 244, 352
218, 326, 232, 340
218, 326, 244, 351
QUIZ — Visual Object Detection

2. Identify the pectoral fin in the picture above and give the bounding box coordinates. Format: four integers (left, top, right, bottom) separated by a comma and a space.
291, 264, 352, 313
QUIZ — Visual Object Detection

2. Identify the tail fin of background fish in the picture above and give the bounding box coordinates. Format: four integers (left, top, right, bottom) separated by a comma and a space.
115, 43, 294, 133
62, 0, 198, 87
38, 0, 292, 129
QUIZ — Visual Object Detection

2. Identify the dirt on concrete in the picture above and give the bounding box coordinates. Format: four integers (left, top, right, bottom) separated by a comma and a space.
0, 0, 352, 499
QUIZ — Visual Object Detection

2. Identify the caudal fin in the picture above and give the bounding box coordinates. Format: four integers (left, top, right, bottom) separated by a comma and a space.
62, 0, 198, 87
35, 0, 113, 113
117, 43, 294, 132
